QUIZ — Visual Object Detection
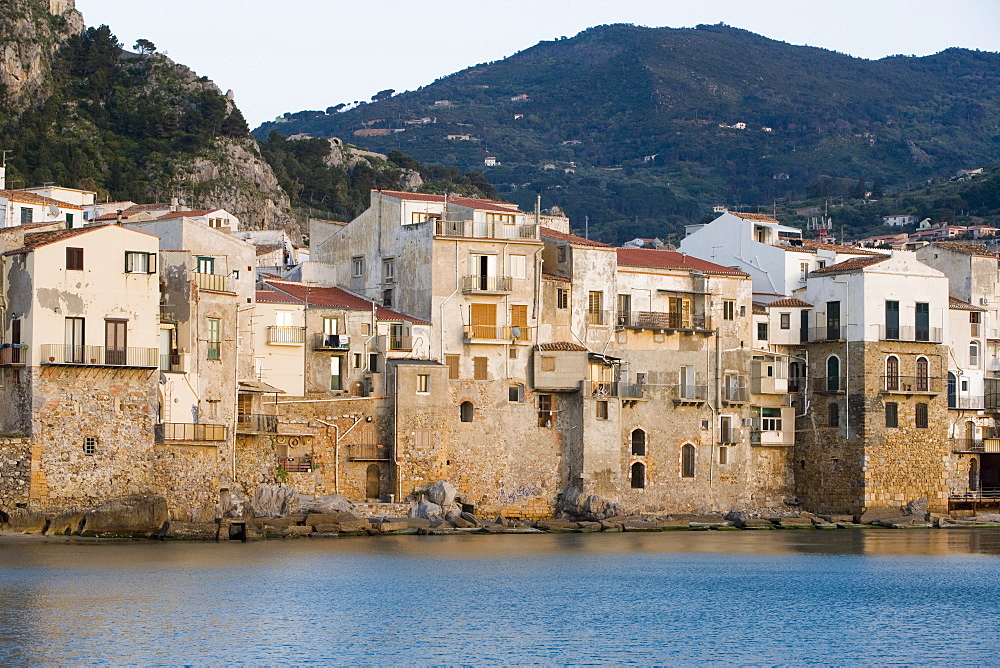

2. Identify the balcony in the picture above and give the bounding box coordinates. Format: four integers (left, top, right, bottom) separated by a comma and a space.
267, 325, 305, 345
807, 326, 848, 342
314, 333, 350, 350
347, 443, 391, 461
279, 456, 314, 473
879, 325, 943, 344
160, 353, 183, 372
236, 413, 278, 434
723, 380, 750, 404
590, 380, 617, 397
463, 326, 531, 342
435, 219, 538, 240
949, 397, 985, 410
388, 335, 412, 351
674, 384, 708, 406
881, 375, 941, 394
40, 344, 158, 368
155, 422, 226, 443
194, 272, 234, 293
0, 344, 27, 366
462, 275, 512, 294
814, 376, 846, 393
619, 383, 645, 400
616, 311, 712, 332
952, 438, 1000, 454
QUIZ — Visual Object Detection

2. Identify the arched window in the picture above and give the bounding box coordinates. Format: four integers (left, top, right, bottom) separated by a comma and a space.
460, 401, 474, 422
948, 372, 957, 408
970, 342, 981, 368
886, 356, 899, 391
630, 462, 645, 489
681, 444, 695, 478
917, 357, 930, 392
631, 429, 646, 456
826, 356, 840, 392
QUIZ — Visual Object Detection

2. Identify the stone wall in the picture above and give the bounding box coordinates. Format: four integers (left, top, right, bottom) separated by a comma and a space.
152, 443, 220, 521
0, 437, 31, 513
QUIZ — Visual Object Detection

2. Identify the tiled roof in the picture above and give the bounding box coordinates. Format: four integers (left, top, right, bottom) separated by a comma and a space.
263, 280, 428, 324
728, 211, 780, 223
537, 342, 588, 351
124, 203, 170, 212
752, 303, 768, 315
949, 296, 986, 312
616, 248, 749, 276
256, 290, 305, 304
934, 241, 996, 257
810, 255, 888, 276
376, 190, 520, 214
255, 244, 284, 256
311, 218, 348, 226
0, 189, 83, 209
2, 226, 102, 256
93, 211, 149, 221
768, 298, 812, 308
541, 272, 572, 283
800, 240, 882, 256
540, 227, 611, 247
158, 209, 219, 218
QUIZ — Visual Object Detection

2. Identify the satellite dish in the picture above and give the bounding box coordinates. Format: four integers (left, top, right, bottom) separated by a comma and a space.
510, 326, 522, 340
48, 204, 60, 216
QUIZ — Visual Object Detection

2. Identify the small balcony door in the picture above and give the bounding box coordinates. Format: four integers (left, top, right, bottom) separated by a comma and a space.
472, 253, 497, 290
65, 317, 85, 363
105, 319, 127, 365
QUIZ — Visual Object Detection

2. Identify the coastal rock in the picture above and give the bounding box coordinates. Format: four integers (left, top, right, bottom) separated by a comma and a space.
300, 494, 354, 515
903, 498, 929, 520
724, 510, 750, 527
163, 521, 220, 540
409, 499, 444, 524
282, 525, 312, 537
459, 512, 483, 527
557, 487, 624, 521
426, 481, 457, 508
82, 494, 168, 536
44, 511, 85, 536
220, 489, 249, 519
537, 519, 579, 532
251, 484, 299, 518
305, 512, 360, 526
859, 508, 906, 525
3, 508, 48, 534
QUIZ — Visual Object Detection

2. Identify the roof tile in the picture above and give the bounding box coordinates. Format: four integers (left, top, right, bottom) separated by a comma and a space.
616, 248, 749, 276
540, 227, 611, 247
263, 280, 428, 324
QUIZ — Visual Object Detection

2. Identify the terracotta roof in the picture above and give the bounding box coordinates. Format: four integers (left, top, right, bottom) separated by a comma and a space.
810, 255, 888, 276
376, 190, 520, 214
255, 244, 284, 256
263, 280, 428, 324
158, 209, 220, 218
311, 218, 348, 226
949, 296, 986, 312
537, 342, 588, 351
93, 211, 149, 221
256, 290, 305, 304
752, 303, 768, 315
540, 227, 611, 248
616, 248, 749, 276
542, 272, 572, 283
3, 226, 104, 256
800, 240, 882, 256
124, 203, 171, 212
768, 298, 812, 308
728, 211, 780, 223
934, 241, 996, 257
0, 189, 83, 209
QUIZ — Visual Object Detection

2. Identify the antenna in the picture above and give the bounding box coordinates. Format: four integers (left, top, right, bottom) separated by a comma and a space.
0, 150, 10, 167
585, 215, 589, 239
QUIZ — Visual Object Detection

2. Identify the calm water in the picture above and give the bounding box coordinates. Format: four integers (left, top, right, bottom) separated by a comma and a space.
1, 530, 1000, 665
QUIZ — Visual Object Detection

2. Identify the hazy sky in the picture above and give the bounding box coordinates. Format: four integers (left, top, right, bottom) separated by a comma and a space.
75, 0, 1000, 128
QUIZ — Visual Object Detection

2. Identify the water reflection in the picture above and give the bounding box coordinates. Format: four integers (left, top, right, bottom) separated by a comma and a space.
0, 530, 998, 664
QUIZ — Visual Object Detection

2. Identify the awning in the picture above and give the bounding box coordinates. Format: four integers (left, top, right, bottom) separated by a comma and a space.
238, 380, 285, 394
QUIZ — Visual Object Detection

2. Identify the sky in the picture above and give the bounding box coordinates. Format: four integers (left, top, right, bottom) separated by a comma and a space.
75, 0, 1000, 129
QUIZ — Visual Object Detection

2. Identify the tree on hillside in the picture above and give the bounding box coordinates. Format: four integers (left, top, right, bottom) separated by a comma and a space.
134, 38, 156, 55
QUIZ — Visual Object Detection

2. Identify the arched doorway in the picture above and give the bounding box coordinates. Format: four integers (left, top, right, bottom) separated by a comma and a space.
630, 462, 645, 489
365, 464, 381, 500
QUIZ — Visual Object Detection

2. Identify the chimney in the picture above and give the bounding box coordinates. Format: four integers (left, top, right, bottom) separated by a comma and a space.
115, 210, 123, 225
170, 196, 179, 212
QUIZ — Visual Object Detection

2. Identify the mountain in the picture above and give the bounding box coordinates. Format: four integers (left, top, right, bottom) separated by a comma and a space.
254, 23, 1000, 242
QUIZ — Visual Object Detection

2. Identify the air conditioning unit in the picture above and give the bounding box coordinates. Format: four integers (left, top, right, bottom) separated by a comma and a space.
742, 418, 754, 427
981, 298, 990, 305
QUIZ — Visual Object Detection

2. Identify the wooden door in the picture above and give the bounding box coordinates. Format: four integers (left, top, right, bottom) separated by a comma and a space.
105, 319, 127, 365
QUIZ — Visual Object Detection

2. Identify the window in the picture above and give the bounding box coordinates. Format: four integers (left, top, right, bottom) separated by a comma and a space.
323, 317, 339, 336
800, 310, 810, 342
915, 402, 928, 428
780, 313, 790, 329
681, 444, 695, 478
970, 341, 981, 368
353, 353, 363, 369
800, 262, 809, 280
83, 437, 96, 456
382, 258, 395, 283
369, 353, 379, 373
508, 384, 523, 402
460, 401, 474, 422
64, 317, 85, 363
556, 288, 569, 309
20, 207, 32, 224
538, 394, 554, 427
915, 302, 929, 341
351, 256, 365, 278
207, 318, 220, 360
719, 447, 728, 465
828, 402, 840, 428
446, 355, 460, 379
757, 322, 769, 341
473, 356, 488, 380
411, 212, 440, 225
104, 319, 127, 365
596, 400, 609, 420
886, 356, 899, 391
630, 462, 646, 489
417, 374, 430, 394
679, 365, 695, 400
916, 357, 929, 392
587, 291, 604, 325
826, 301, 840, 340
541, 356, 556, 372
66, 247, 84, 271
470, 303, 497, 339
885, 402, 898, 428
826, 356, 840, 391
382, 288, 393, 308
670, 296, 692, 328
817, 260, 826, 269
761, 407, 782, 432
885, 300, 899, 339
971, 311, 982, 337
558, 245, 567, 263
723, 300, 735, 321
509, 254, 526, 279
631, 429, 646, 456
720, 416, 734, 443
510, 304, 528, 340
124, 251, 156, 274
361, 323, 371, 336
330, 356, 343, 391
197, 256, 214, 274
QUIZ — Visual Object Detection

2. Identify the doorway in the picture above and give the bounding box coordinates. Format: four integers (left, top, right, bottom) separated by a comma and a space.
365, 464, 381, 500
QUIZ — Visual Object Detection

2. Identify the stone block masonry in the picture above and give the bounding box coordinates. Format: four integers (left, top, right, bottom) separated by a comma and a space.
0, 438, 32, 513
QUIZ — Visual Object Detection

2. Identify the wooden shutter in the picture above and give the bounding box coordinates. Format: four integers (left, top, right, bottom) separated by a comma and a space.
470, 303, 496, 338
510, 304, 528, 340
473, 356, 488, 380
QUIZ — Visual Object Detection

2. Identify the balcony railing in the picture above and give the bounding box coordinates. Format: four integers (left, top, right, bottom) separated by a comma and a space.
814, 376, 846, 393
462, 275, 513, 293
435, 219, 537, 240
40, 344, 158, 368
314, 333, 350, 350
676, 384, 709, 402
463, 326, 531, 341
881, 375, 941, 394
952, 439, 1000, 454
723, 382, 749, 403
0, 344, 27, 366
389, 335, 412, 351
879, 325, 943, 343
160, 354, 182, 372
267, 325, 305, 345
347, 443, 391, 461
237, 414, 278, 433
949, 396, 985, 410
808, 326, 848, 342
616, 311, 711, 331
155, 422, 226, 443
194, 272, 234, 293
590, 380, 617, 397
586, 310, 611, 326
619, 383, 645, 399
279, 456, 314, 473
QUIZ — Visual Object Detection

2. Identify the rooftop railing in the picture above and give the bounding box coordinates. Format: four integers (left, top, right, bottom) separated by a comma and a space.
40, 344, 158, 368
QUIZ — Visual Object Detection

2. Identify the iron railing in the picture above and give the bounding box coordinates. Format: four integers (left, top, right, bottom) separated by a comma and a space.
949, 397, 984, 410
879, 325, 943, 343
314, 333, 350, 350
435, 219, 537, 240
159, 354, 182, 372
619, 383, 645, 399
723, 381, 749, 403
616, 311, 711, 331
267, 326, 305, 344
590, 381, 618, 397
677, 384, 709, 401
0, 344, 27, 365
40, 344, 158, 367
194, 272, 233, 293
952, 439, 1000, 453
155, 422, 226, 443
463, 326, 530, 341
389, 335, 412, 351
236, 414, 278, 433
814, 376, 846, 393
807, 326, 848, 342
462, 275, 513, 293
881, 375, 941, 393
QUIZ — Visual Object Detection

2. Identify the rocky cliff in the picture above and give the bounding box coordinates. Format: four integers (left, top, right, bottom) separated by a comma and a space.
0, 0, 83, 106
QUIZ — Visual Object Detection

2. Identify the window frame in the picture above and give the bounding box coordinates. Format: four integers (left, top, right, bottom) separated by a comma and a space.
207, 317, 221, 360
66, 247, 84, 271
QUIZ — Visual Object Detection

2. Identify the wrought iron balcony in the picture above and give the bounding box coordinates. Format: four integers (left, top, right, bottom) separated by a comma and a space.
674, 384, 708, 404
160, 353, 183, 372
267, 325, 305, 345
952, 438, 1000, 454
0, 344, 27, 366
807, 326, 848, 342
278, 456, 314, 473
881, 375, 941, 394
194, 272, 234, 293
463, 326, 530, 342
616, 311, 711, 331
462, 275, 513, 293
40, 344, 158, 368
155, 422, 226, 443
